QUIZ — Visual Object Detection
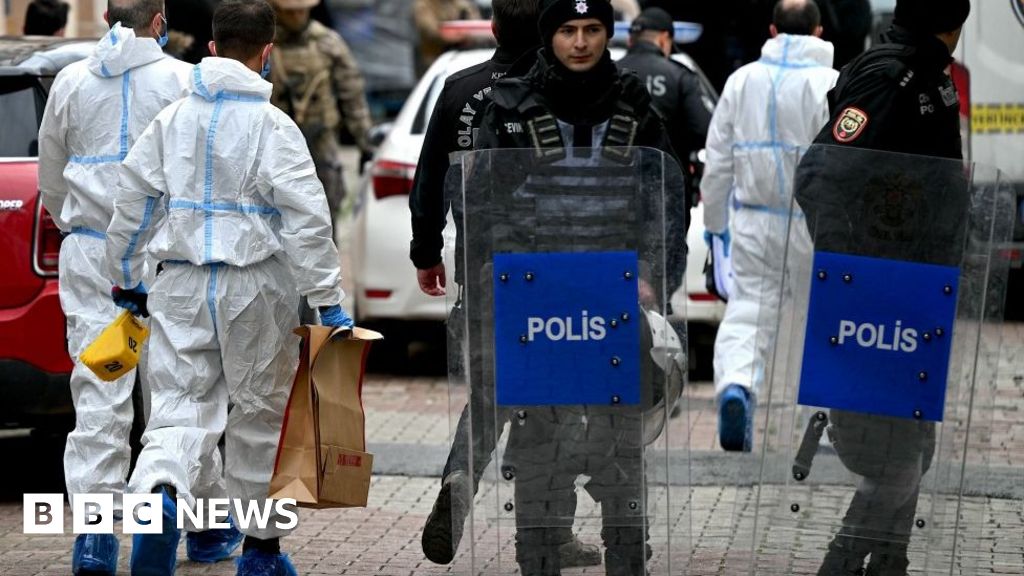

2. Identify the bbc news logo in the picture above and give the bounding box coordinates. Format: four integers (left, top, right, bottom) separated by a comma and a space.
23, 494, 299, 534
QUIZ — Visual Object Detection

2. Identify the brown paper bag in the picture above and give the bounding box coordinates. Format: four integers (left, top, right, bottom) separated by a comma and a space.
269, 325, 382, 508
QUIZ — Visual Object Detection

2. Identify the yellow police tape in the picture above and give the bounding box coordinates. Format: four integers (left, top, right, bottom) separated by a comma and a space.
971, 104, 1024, 134
81, 310, 150, 381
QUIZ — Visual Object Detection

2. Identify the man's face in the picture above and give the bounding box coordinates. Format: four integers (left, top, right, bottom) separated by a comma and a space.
276, 7, 311, 32
551, 18, 607, 72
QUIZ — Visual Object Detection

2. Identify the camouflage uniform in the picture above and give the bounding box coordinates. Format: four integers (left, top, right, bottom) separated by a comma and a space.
270, 19, 373, 225
412, 0, 481, 74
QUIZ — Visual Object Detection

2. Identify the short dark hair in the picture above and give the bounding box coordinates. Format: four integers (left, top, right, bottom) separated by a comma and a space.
213, 0, 275, 61
107, 0, 164, 30
24, 0, 69, 35
492, 0, 541, 49
773, 0, 821, 35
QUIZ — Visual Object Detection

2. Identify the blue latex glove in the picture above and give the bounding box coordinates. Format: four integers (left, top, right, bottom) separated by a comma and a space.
319, 304, 354, 328
111, 283, 149, 317
703, 229, 731, 257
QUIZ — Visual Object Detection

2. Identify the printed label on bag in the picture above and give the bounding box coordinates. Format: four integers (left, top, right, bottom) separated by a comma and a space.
336, 454, 362, 467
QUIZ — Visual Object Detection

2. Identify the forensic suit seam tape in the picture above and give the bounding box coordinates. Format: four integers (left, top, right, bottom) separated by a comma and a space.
121, 195, 157, 288
168, 199, 281, 216
69, 70, 132, 164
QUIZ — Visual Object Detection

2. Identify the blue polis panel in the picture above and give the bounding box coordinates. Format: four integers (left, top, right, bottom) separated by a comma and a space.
799, 251, 960, 422
493, 251, 641, 406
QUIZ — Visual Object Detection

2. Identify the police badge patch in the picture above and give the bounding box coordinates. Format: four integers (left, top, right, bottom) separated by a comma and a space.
833, 107, 869, 143
575, 0, 588, 14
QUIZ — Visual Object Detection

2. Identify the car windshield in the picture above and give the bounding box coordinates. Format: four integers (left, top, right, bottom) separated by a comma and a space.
0, 76, 44, 157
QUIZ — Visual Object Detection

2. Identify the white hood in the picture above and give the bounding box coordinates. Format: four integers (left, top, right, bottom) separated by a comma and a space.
86, 23, 168, 78
760, 33, 835, 68
191, 57, 273, 102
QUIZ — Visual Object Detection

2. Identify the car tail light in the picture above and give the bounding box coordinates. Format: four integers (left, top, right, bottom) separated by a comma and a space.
34, 198, 61, 277
372, 160, 416, 199
365, 289, 393, 299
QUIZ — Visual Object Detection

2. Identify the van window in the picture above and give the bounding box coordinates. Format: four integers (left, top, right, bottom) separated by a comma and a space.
0, 77, 44, 157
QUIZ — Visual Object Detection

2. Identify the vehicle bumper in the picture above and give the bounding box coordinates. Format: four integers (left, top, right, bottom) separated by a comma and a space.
0, 359, 72, 428
0, 280, 73, 427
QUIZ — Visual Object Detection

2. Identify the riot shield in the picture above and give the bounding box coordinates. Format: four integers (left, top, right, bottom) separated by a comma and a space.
443, 147, 689, 575
732, 145, 1018, 575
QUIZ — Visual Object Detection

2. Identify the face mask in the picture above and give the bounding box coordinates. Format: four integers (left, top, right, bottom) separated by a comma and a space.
260, 57, 271, 79
157, 14, 169, 48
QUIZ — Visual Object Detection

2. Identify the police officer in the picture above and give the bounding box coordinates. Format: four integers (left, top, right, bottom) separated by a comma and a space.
812, 0, 967, 159
412, 1, 602, 568
617, 6, 713, 198
269, 0, 373, 230
475, 1, 686, 573
797, 1, 971, 574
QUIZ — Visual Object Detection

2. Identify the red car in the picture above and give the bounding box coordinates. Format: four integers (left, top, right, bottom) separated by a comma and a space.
0, 37, 92, 431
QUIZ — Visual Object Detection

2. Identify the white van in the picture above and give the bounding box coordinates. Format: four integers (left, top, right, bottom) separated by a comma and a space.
955, 1, 1024, 319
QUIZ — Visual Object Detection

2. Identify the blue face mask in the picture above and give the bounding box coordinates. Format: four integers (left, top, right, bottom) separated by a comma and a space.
157, 14, 169, 48
260, 57, 271, 79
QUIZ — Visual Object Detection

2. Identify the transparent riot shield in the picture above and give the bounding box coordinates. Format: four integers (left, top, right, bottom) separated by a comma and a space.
731, 145, 1018, 576
443, 147, 690, 575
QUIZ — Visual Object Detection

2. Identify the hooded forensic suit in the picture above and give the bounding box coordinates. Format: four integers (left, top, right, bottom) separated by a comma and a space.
701, 33, 838, 400
37, 23, 192, 505
106, 56, 344, 539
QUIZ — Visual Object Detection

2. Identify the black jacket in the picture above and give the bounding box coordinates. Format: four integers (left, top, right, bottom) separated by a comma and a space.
812, 26, 963, 160
798, 26, 968, 265
474, 49, 689, 305
616, 41, 713, 162
408, 45, 537, 270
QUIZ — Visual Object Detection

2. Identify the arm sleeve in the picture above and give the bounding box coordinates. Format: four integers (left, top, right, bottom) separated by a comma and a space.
675, 71, 712, 156
37, 73, 71, 230
327, 33, 373, 153
258, 117, 344, 308
409, 87, 454, 269
106, 119, 168, 289
814, 64, 905, 150
700, 75, 737, 234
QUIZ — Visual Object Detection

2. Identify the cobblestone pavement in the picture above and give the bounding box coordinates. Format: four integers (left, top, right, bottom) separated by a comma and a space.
0, 323, 1020, 575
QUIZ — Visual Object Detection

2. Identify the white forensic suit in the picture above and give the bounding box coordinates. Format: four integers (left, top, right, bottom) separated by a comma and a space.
37, 23, 191, 507
701, 34, 838, 400
106, 56, 344, 539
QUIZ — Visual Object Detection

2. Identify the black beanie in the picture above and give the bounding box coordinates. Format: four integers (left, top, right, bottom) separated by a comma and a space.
893, 0, 971, 34
538, 0, 614, 45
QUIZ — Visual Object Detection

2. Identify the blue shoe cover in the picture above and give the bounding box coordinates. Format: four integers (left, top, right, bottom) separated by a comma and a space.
187, 518, 244, 562
72, 534, 119, 575
235, 549, 298, 576
719, 384, 753, 452
130, 490, 180, 576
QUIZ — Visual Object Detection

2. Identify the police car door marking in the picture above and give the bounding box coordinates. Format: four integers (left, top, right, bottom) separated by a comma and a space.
833, 107, 869, 143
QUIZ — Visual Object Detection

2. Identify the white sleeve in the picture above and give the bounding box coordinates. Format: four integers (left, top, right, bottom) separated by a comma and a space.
701, 75, 738, 235
258, 115, 344, 308
37, 72, 72, 230
106, 116, 167, 289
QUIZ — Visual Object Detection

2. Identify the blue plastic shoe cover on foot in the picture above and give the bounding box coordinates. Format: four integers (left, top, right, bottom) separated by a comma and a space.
719, 384, 753, 452
187, 517, 244, 562
72, 533, 119, 575
129, 490, 181, 576
236, 549, 298, 576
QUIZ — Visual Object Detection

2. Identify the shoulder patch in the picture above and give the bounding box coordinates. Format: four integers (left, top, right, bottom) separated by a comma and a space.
833, 107, 869, 143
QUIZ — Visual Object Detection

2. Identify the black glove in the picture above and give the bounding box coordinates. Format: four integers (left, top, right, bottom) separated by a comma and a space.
111, 284, 149, 318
